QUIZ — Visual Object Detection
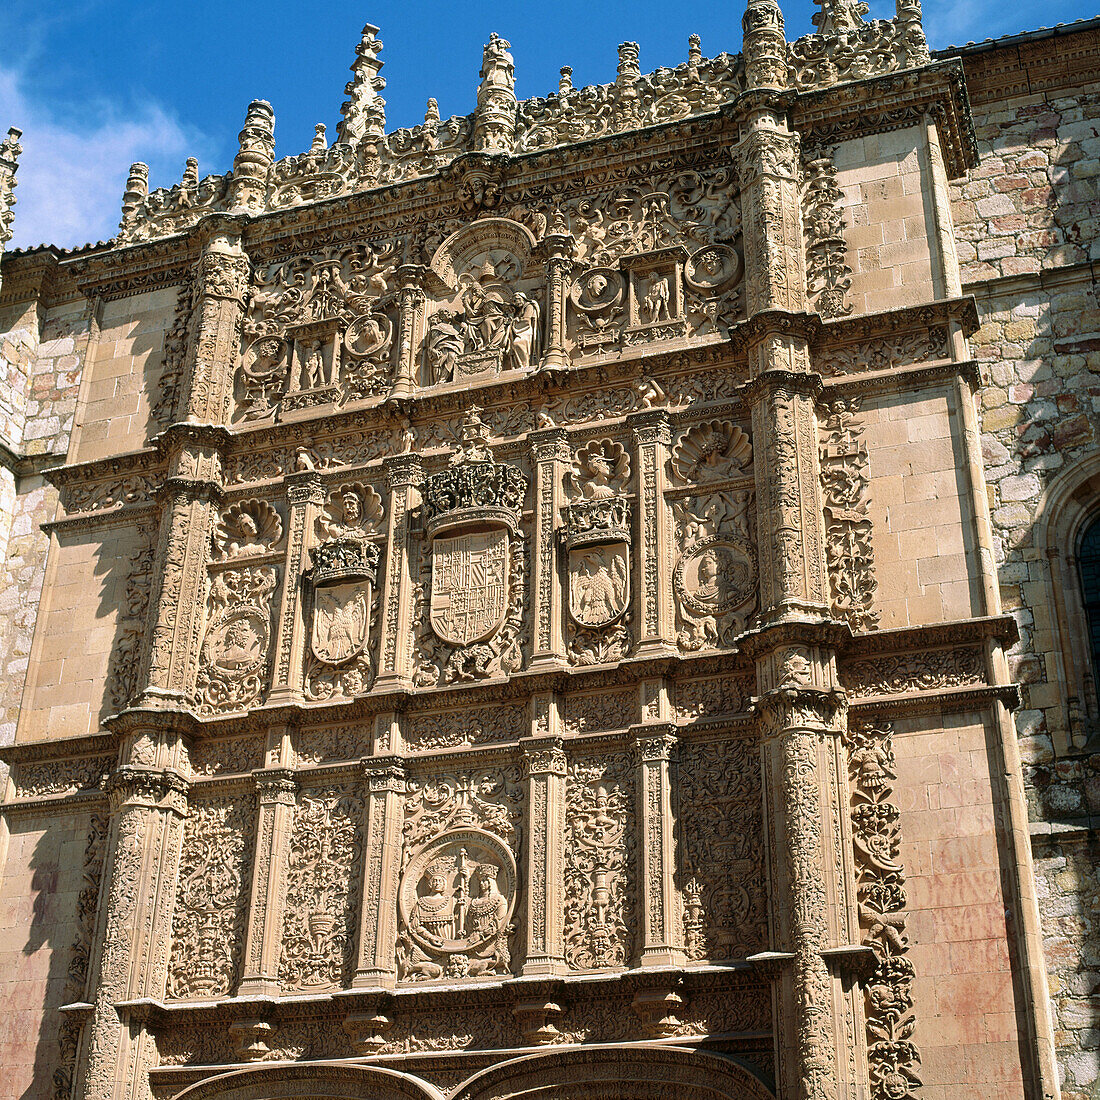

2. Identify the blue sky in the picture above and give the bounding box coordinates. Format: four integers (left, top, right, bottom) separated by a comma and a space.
1, 0, 1096, 251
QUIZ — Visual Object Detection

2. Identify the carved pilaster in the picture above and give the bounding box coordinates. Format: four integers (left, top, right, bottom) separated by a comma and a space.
529, 430, 570, 670
630, 723, 683, 967
756, 680, 862, 1100
628, 410, 675, 657
388, 263, 426, 399
374, 453, 422, 690
74, 763, 189, 1100
268, 471, 326, 704
747, 371, 830, 624
354, 757, 405, 988
180, 218, 250, 426
523, 698, 567, 974
137, 481, 220, 709
237, 768, 297, 997
540, 233, 574, 369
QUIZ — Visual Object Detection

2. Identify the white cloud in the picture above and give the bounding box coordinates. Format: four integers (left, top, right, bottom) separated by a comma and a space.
0, 66, 215, 251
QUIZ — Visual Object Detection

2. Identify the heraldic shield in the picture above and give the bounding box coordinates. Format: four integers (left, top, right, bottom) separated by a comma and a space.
311, 581, 370, 664
430, 529, 509, 646
568, 542, 630, 628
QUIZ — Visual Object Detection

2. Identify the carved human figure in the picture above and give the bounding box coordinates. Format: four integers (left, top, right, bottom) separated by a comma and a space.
641, 273, 671, 323
427, 309, 463, 383
465, 864, 510, 976
507, 292, 541, 371
410, 870, 457, 947
300, 341, 325, 389
217, 616, 262, 670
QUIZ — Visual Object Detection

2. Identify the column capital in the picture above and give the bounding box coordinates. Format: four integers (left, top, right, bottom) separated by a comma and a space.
627, 407, 672, 445
105, 766, 190, 814
529, 427, 571, 463
285, 469, 326, 506
254, 767, 298, 804
382, 452, 423, 487
630, 722, 679, 762
521, 736, 567, 778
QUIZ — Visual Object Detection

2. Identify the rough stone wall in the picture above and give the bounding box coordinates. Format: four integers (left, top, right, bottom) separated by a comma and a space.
947, 35, 1100, 1100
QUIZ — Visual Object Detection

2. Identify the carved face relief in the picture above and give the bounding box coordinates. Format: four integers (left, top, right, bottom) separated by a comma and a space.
397, 828, 517, 981
213, 499, 283, 559
429, 530, 509, 646
203, 608, 268, 675
671, 422, 753, 484
676, 539, 754, 617
317, 484, 384, 541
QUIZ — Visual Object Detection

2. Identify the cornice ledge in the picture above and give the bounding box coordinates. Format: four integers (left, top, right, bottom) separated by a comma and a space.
816, 296, 979, 346
0, 730, 116, 766
843, 614, 1018, 658
848, 682, 1021, 717
737, 617, 852, 659
820, 358, 980, 397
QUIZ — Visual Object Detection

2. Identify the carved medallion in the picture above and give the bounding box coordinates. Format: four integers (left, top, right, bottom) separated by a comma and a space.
674, 536, 755, 618
397, 828, 516, 981
202, 607, 269, 676
310, 583, 369, 664
568, 543, 630, 628
430, 529, 509, 646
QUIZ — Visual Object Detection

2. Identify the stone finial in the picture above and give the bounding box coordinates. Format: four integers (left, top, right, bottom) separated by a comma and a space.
558, 66, 573, 97
0, 126, 22, 249
231, 99, 275, 211
119, 161, 149, 229
688, 34, 703, 64
311, 124, 328, 153
895, 0, 931, 64
337, 23, 387, 145
424, 98, 440, 124
616, 42, 641, 85
742, 0, 788, 89
182, 157, 199, 187
473, 32, 516, 154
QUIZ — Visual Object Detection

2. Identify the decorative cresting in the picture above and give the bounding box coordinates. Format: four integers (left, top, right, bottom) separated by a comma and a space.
846, 720, 921, 1100
421, 408, 527, 677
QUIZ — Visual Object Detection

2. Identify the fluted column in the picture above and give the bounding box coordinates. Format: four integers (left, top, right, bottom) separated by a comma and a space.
374, 453, 422, 690
388, 263, 426, 399
522, 694, 567, 975
268, 470, 325, 704
237, 768, 298, 997
631, 722, 683, 967
354, 757, 405, 988
74, 749, 189, 1100
628, 409, 675, 657
529, 429, 570, 671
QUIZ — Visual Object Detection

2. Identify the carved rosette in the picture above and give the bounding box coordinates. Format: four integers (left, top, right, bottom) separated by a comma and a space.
195, 565, 278, 714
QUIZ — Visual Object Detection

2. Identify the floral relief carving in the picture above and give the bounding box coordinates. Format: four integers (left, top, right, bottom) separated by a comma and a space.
563, 688, 637, 734
404, 703, 527, 751
189, 736, 264, 776
563, 753, 635, 970
15, 755, 112, 799
195, 566, 278, 714
841, 647, 984, 698
674, 674, 754, 720
167, 795, 255, 999
820, 399, 879, 632
816, 326, 951, 377
802, 151, 853, 318
213, 499, 284, 560
679, 739, 767, 961
847, 721, 921, 1100
279, 784, 365, 990
105, 523, 156, 714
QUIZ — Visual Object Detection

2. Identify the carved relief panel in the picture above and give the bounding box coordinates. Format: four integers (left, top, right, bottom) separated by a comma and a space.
167, 793, 255, 999
563, 751, 636, 970
235, 241, 401, 420
564, 438, 633, 666
679, 737, 767, 962
398, 763, 525, 982
412, 409, 529, 685
668, 420, 757, 651
561, 170, 744, 358
422, 218, 544, 386
279, 781, 365, 991
305, 482, 386, 701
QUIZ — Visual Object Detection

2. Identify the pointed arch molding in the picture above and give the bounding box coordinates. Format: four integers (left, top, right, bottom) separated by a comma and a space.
1033, 449, 1100, 749
167, 1047, 775, 1100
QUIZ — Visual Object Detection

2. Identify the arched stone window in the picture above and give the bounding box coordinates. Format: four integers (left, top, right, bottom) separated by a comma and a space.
1034, 452, 1100, 750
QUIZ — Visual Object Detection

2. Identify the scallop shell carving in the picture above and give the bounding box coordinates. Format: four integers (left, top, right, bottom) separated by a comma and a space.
671, 422, 752, 484
213, 499, 284, 559
317, 483, 385, 540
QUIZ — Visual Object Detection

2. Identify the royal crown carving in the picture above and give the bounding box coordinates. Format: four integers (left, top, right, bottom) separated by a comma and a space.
309, 537, 381, 587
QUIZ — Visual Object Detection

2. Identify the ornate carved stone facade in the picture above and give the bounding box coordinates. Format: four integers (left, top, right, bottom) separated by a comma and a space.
4, 7, 1100, 1100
